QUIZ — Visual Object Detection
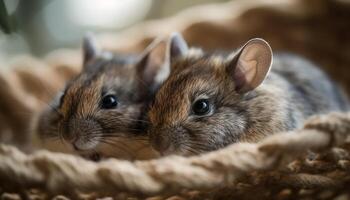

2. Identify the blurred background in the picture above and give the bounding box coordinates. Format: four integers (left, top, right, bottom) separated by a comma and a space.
0, 0, 228, 59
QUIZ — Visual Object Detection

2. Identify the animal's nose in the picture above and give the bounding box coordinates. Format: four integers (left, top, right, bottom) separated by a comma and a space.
64, 118, 101, 151
72, 139, 89, 151
62, 119, 82, 142
150, 131, 172, 153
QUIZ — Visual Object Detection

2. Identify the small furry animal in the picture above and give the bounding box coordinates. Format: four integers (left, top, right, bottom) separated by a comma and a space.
148, 33, 349, 156
37, 34, 168, 160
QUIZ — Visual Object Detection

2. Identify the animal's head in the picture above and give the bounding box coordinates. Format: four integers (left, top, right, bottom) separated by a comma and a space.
37, 34, 168, 159
148, 33, 272, 156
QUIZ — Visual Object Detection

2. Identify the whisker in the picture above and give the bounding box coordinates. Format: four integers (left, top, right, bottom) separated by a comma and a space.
101, 117, 149, 125
99, 139, 134, 158
117, 117, 150, 124
96, 135, 149, 142
102, 127, 145, 133
177, 141, 209, 154
181, 145, 200, 155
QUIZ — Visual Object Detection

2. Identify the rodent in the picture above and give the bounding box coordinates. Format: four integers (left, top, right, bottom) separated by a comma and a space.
148, 33, 350, 156
36, 34, 168, 160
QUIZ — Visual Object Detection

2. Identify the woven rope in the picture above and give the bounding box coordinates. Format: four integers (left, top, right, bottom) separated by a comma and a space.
0, 0, 349, 199
0, 112, 349, 198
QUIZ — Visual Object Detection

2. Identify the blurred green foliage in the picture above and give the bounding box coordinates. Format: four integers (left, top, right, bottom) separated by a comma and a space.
0, 0, 17, 34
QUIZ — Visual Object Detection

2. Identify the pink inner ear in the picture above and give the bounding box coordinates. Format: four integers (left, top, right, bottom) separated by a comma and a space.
234, 39, 272, 93
234, 59, 258, 92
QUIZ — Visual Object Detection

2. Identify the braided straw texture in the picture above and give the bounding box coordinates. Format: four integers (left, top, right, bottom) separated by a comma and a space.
0, 0, 350, 199
0, 112, 349, 199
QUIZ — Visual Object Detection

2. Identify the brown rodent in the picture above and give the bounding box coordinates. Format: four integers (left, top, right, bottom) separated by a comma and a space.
148, 33, 350, 156
36, 34, 168, 160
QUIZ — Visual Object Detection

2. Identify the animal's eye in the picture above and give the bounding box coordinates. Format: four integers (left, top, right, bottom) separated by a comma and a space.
192, 99, 211, 115
101, 95, 118, 109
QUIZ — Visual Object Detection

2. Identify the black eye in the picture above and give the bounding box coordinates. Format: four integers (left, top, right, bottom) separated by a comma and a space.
101, 95, 118, 109
192, 99, 211, 115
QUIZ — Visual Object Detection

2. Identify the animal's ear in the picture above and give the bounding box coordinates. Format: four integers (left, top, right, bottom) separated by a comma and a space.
136, 38, 168, 91
168, 32, 189, 63
226, 38, 272, 93
82, 33, 100, 67
136, 33, 189, 92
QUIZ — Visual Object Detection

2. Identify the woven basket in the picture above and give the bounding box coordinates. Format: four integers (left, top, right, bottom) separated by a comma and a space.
0, 0, 349, 199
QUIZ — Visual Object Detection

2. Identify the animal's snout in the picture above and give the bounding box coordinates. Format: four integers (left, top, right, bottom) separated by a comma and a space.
72, 137, 97, 151
63, 118, 101, 151
150, 132, 172, 153
149, 126, 187, 155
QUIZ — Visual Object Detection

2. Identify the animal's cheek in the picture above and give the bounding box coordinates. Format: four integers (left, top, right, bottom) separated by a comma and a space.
178, 127, 218, 155
181, 122, 211, 141
95, 110, 122, 123
185, 117, 230, 144
184, 117, 215, 133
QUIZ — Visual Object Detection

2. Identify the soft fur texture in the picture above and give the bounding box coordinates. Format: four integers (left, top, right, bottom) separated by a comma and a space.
148, 37, 349, 156
36, 36, 167, 160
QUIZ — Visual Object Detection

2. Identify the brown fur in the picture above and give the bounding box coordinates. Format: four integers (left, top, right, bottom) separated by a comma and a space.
148, 49, 349, 156
36, 39, 166, 160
